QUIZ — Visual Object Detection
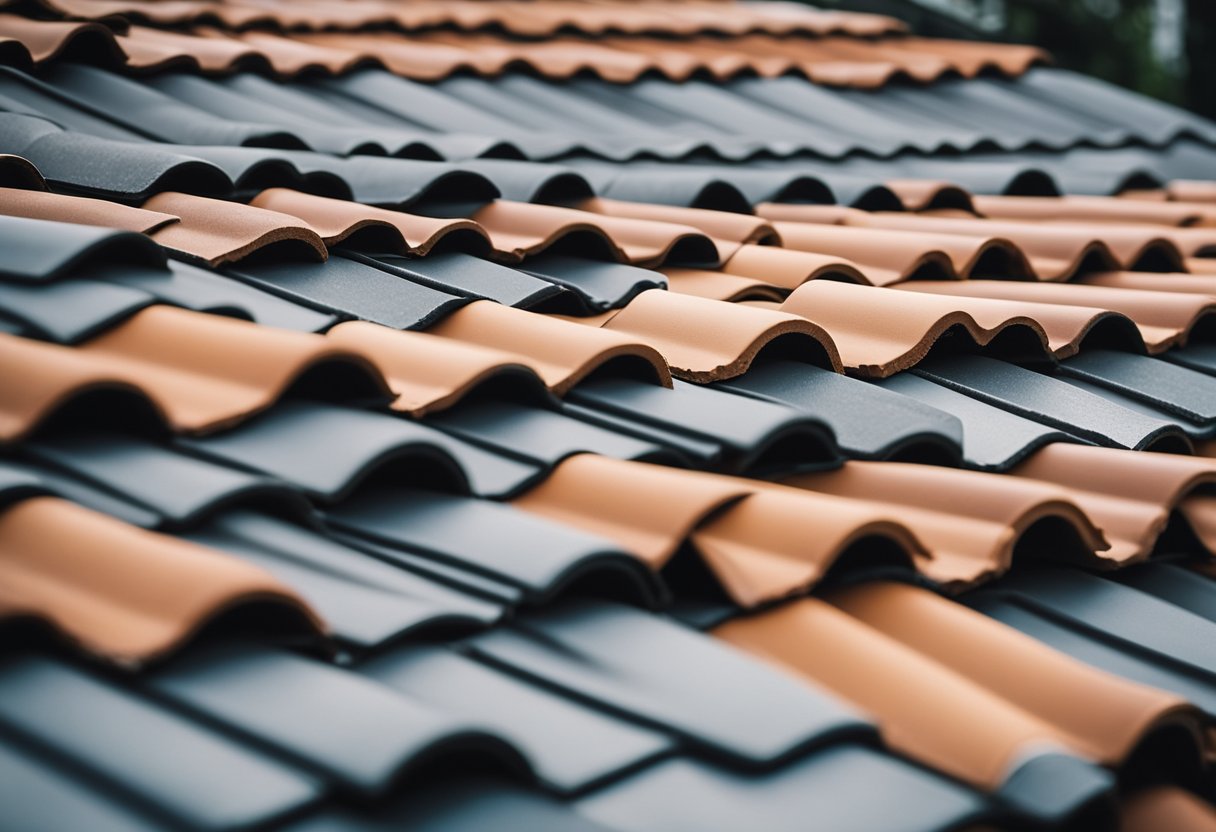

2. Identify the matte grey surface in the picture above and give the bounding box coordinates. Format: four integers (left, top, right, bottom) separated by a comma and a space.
876, 371, 1076, 470
327, 488, 662, 605
469, 600, 875, 765
187, 511, 503, 647
576, 747, 994, 832
568, 377, 842, 474
227, 254, 471, 331
363, 645, 675, 794
0, 214, 164, 283
913, 355, 1193, 452
721, 361, 964, 464
0, 655, 321, 831
147, 645, 527, 796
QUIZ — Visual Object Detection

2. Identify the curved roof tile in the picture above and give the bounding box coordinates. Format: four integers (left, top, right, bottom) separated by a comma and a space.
0, 496, 324, 665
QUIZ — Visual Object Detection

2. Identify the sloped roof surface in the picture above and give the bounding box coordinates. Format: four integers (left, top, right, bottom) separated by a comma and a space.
4, 2, 1216, 831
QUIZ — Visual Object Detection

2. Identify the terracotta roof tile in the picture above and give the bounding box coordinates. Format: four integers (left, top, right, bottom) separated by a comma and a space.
720, 244, 869, 289
850, 213, 1190, 279
0, 185, 177, 233
143, 192, 328, 265
661, 266, 786, 302
779, 280, 1142, 377
469, 200, 719, 267
426, 299, 672, 393
512, 455, 751, 568
687, 486, 926, 607
0, 306, 390, 440
764, 216, 1031, 284
0, 7, 1048, 86
0, 14, 125, 65
326, 320, 548, 417
39, 0, 907, 38
973, 194, 1216, 228
0, 496, 323, 665
5, 2, 1216, 826
576, 196, 779, 256
1168, 181, 1216, 204
716, 583, 1194, 790
1011, 443, 1216, 563
781, 461, 1110, 587
249, 188, 491, 256
899, 280, 1216, 354
591, 288, 842, 381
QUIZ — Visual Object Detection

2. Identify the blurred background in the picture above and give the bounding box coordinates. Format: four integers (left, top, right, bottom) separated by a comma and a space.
820, 0, 1213, 117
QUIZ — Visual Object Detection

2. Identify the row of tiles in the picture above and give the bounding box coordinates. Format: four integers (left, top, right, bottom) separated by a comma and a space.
23, 0, 908, 37
6, 208, 1216, 620
2, 59, 1204, 167
14, 212, 1216, 825
8, 182, 1216, 467
4, 96, 1215, 217
5, 239, 1216, 831
10, 593, 1216, 832
8, 453, 1216, 831
14, 168, 1216, 278
8, 182, 1216, 373
0, 14, 1043, 86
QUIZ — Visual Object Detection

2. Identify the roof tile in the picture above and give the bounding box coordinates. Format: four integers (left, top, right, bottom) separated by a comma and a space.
0, 306, 390, 439
143, 191, 328, 265
592, 289, 842, 381
0, 496, 323, 665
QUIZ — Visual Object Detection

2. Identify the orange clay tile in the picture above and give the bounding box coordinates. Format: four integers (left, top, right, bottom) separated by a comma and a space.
250, 188, 490, 256
1179, 491, 1216, 554
898, 280, 1216, 353
972, 195, 1216, 228
513, 455, 930, 605
689, 486, 927, 607
0, 306, 390, 440
198, 27, 375, 75
290, 32, 503, 81
717, 583, 1195, 791
1012, 444, 1216, 561
3, 5, 1044, 86
326, 320, 545, 416
0, 13, 125, 65
1080, 271, 1216, 296
38, 0, 907, 38
768, 219, 1030, 284
594, 289, 842, 381
779, 280, 1138, 377
469, 201, 717, 267
721, 245, 869, 289
425, 300, 671, 393
1169, 181, 1216, 204
1122, 788, 1216, 832
661, 267, 786, 303
511, 455, 752, 568
896, 36, 1049, 76
143, 192, 327, 266
780, 461, 1110, 587
577, 197, 778, 258
0, 496, 324, 666
851, 212, 1189, 278
0, 186, 178, 234
117, 24, 269, 73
